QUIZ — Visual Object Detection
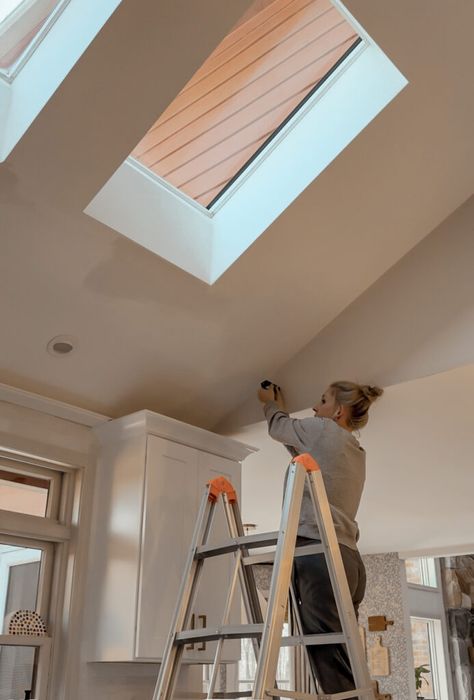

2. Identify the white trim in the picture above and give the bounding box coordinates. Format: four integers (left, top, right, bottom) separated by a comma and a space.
0, 0, 124, 160
0, 457, 64, 520
94, 409, 257, 462
0, 454, 76, 700
129, 157, 213, 218
406, 559, 455, 700
407, 583, 441, 594
0, 633, 51, 646
0, 509, 71, 542
410, 616, 450, 700
0, 0, 72, 84
399, 543, 474, 559
404, 556, 439, 589
85, 21, 407, 285
0, 381, 109, 427
0, 633, 52, 699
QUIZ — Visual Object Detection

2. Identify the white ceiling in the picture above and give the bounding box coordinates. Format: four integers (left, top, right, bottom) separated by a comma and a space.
235, 365, 474, 556
0, 0, 473, 430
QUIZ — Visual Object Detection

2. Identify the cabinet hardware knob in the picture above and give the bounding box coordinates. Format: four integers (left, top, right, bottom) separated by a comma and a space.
186, 613, 196, 650
198, 614, 207, 651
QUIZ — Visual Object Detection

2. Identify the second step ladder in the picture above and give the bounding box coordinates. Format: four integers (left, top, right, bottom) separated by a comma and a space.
152, 453, 375, 700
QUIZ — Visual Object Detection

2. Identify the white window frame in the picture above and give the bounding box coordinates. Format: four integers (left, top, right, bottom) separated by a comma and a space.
406, 557, 439, 590
0, 455, 63, 518
410, 616, 449, 700
0, 0, 123, 160
0, 541, 45, 627
0, 0, 71, 83
0, 456, 74, 700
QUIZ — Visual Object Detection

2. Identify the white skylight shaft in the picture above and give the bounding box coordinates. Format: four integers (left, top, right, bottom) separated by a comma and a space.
86, 32, 408, 284
0, 0, 123, 159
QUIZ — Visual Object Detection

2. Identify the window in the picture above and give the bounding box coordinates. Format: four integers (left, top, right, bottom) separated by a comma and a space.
0, 0, 123, 161
410, 617, 449, 700
405, 557, 438, 588
86, 0, 407, 284
131, 0, 360, 208
237, 623, 291, 692
0, 461, 62, 517
0, 458, 72, 700
0, 0, 70, 82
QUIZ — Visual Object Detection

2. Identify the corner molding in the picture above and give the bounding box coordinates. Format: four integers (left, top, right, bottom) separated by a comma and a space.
0, 381, 110, 428
94, 409, 257, 462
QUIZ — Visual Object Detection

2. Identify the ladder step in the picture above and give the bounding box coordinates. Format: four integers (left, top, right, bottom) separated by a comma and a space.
175, 626, 345, 647
281, 633, 346, 647
243, 543, 324, 566
195, 531, 280, 559
175, 624, 264, 645
197, 535, 325, 564
265, 687, 373, 699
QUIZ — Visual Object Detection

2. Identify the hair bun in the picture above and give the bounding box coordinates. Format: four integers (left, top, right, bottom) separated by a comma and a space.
361, 385, 384, 403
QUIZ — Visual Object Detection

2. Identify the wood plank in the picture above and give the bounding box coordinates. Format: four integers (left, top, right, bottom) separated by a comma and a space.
147, 36, 355, 175
130, 0, 359, 207
186, 0, 331, 91
153, 4, 343, 126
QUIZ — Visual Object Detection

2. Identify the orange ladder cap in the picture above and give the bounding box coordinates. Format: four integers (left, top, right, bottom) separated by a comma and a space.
208, 476, 237, 503
293, 453, 321, 472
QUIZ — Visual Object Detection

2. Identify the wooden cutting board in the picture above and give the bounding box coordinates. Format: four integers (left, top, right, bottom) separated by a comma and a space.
368, 636, 390, 676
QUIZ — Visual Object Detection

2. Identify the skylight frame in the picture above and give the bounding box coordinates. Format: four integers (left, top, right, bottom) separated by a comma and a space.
85, 1, 408, 285
0, 0, 71, 84
207, 33, 363, 212
0, 0, 124, 161
131, 0, 361, 209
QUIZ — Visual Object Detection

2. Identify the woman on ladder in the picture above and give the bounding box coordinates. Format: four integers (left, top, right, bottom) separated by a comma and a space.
257, 380, 383, 697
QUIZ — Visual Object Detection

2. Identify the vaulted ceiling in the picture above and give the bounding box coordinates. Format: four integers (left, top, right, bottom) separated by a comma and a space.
1, 0, 473, 433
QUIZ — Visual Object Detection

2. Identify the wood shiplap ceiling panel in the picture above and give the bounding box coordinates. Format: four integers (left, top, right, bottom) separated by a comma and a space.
131, 0, 359, 207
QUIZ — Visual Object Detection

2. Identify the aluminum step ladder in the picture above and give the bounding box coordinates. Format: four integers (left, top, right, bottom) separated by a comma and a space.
152, 453, 375, 700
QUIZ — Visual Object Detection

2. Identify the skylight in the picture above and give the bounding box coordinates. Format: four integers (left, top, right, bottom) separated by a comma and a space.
85, 0, 408, 284
0, 0, 69, 81
131, 0, 360, 209
0, 0, 123, 160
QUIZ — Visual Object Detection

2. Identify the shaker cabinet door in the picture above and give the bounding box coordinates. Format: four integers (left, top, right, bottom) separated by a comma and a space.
136, 436, 198, 659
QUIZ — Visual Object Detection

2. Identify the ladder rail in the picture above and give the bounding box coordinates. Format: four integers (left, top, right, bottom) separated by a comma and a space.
289, 581, 319, 695
306, 468, 374, 700
252, 461, 306, 700
206, 544, 243, 698
223, 494, 264, 667
152, 487, 217, 700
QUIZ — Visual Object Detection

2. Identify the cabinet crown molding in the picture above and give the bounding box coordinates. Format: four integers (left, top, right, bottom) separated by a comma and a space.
93, 409, 256, 462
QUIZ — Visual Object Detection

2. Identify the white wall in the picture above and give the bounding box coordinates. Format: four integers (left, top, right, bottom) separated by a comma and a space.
229, 364, 474, 556
220, 195, 474, 431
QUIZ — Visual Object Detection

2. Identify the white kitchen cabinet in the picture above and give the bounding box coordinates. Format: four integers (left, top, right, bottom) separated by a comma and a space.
87, 410, 254, 663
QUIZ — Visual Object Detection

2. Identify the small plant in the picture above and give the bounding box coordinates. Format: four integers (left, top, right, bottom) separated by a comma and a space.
414, 665, 430, 697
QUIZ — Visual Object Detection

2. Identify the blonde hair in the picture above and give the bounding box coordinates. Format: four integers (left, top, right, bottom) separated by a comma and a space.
329, 380, 383, 430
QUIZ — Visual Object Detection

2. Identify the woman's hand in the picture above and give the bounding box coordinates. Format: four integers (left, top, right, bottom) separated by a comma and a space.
258, 383, 286, 411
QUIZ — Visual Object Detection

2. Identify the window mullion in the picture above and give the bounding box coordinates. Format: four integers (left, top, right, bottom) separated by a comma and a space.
0, 509, 70, 542
36, 541, 55, 623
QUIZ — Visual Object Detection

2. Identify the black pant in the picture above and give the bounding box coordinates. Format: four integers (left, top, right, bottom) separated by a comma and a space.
292, 541, 366, 697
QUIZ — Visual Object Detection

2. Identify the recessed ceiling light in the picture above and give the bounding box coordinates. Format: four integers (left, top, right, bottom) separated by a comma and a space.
46, 335, 78, 357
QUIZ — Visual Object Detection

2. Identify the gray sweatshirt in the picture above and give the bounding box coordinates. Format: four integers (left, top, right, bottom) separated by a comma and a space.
263, 401, 365, 550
